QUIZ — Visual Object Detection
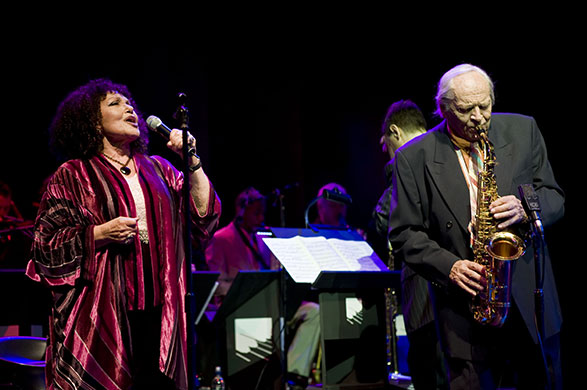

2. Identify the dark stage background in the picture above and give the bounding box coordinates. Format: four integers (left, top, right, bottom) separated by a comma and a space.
2, 33, 583, 386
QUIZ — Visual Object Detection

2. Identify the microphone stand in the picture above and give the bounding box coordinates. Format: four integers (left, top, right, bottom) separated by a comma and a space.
518, 184, 551, 389
531, 218, 545, 345
530, 216, 550, 390
271, 182, 299, 228
528, 214, 550, 390
173, 93, 198, 390
272, 188, 286, 228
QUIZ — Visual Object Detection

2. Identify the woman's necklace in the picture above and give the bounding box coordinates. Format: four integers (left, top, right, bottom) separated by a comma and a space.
102, 153, 133, 175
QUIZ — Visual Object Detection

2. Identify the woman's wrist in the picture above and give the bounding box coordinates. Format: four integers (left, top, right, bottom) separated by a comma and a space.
189, 157, 202, 172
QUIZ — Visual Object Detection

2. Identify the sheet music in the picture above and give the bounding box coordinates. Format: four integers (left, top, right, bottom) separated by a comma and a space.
327, 238, 387, 271
261, 236, 322, 283
301, 237, 350, 271
262, 235, 386, 283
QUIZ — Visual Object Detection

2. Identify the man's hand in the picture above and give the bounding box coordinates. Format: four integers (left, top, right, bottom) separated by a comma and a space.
490, 195, 527, 229
449, 259, 487, 296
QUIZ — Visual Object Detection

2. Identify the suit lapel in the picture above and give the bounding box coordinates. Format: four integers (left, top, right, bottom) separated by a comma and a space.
426, 124, 472, 234
425, 122, 514, 234
489, 124, 514, 195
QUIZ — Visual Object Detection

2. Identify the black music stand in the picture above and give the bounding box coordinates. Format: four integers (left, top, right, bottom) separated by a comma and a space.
313, 270, 400, 390
212, 270, 283, 389
269, 226, 365, 241
190, 271, 219, 386
192, 271, 220, 325
264, 228, 400, 390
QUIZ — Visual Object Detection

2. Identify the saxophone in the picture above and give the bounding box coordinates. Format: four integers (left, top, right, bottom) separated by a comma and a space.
470, 127, 526, 327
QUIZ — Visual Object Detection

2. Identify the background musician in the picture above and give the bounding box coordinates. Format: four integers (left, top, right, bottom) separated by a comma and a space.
368, 100, 449, 389
0, 180, 33, 269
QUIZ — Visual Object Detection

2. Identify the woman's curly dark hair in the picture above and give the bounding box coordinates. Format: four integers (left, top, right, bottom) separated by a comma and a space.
50, 78, 149, 160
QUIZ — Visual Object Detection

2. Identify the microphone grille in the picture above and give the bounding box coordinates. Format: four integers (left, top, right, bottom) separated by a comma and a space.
146, 115, 162, 131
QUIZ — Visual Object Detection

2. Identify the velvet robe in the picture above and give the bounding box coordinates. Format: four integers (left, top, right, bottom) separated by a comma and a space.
26, 153, 220, 390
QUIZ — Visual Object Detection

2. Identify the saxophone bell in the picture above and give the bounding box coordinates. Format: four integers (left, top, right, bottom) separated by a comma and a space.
486, 231, 526, 261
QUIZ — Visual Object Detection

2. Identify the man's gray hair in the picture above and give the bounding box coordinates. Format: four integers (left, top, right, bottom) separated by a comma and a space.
434, 63, 495, 118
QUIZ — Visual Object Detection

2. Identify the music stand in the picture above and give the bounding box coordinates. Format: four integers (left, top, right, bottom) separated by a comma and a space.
312, 270, 400, 291
314, 270, 400, 390
213, 270, 282, 382
263, 228, 399, 389
192, 271, 219, 325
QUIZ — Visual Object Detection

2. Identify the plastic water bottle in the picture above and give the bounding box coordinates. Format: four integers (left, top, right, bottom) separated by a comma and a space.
211, 366, 225, 390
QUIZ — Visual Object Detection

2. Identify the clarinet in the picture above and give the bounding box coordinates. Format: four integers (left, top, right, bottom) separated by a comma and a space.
384, 245, 400, 382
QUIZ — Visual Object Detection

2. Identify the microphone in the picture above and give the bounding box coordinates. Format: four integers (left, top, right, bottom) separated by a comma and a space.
322, 189, 352, 205
146, 115, 172, 138
518, 184, 544, 235
146, 115, 196, 156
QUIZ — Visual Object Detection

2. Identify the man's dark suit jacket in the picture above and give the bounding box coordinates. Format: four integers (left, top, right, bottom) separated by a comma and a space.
371, 160, 435, 335
389, 113, 564, 360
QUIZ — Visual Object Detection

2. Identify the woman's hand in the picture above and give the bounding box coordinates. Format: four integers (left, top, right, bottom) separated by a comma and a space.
167, 129, 197, 158
94, 216, 138, 248
166, 129, 210, 215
